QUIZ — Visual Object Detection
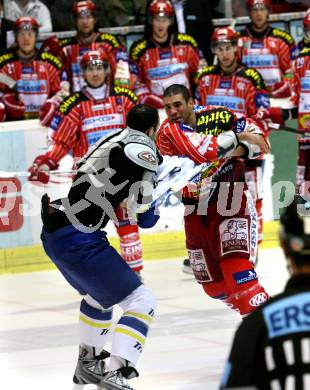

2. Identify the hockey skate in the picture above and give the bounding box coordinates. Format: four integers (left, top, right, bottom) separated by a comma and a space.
73, 344, 110, 386
182, 258, 194, 275
101, 366, 138, 390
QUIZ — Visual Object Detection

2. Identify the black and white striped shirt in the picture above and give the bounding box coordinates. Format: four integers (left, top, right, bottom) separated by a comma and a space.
220, 274, 310, 390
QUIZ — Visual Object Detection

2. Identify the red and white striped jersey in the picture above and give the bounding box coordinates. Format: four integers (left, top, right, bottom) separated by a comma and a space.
157, 105, 266, 199
238, 26, 297, 89
0, 50, 62, 118
195, 64, 270, 118
293, 47, 310, 131
58, 33, 129, 93
130, 33, 202, 101
47, 85, 138, 162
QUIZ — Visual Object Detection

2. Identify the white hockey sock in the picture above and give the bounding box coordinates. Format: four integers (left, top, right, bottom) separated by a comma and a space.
108, 355, 126, 371
79, 295, 113, 349
111, 285, 156, 366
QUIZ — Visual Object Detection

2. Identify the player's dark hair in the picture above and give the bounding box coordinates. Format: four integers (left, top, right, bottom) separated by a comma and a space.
126, 104, 159, 132
163, 84, 192, 103
280, 196, 310, 267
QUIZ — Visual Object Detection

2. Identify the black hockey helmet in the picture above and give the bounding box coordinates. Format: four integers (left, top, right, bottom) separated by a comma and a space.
280, 196, 310, 265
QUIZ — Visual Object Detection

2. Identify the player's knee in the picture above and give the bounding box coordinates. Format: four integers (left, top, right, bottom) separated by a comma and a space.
84, 294, 106, 310
119, 284, 156, 320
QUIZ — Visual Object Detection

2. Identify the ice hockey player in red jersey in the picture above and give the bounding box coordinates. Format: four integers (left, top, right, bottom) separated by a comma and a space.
196, 26, 272, 249
28, 51, 145, 275
0, 17, 65, 124
291, 22, 310, 198
129, 0, 204, 108
238, 0, 297, 98
157, 83, 269, 317
40, 0, 131, 93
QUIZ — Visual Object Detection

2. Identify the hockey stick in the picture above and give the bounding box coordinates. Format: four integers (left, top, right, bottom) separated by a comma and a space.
0, 169, 76, 178
268, 122, 308, 135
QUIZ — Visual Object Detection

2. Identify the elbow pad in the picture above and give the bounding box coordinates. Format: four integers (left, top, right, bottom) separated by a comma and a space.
217, 130, 239, 159
239, 141, 261, 159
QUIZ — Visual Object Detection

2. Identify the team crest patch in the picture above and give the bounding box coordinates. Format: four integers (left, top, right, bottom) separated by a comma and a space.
188, 249, 212, 283
219, 218, 249, 255
138, 151, 157, 165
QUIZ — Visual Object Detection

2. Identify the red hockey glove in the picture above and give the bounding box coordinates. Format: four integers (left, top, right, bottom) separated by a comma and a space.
40, 35, 61, 57
0, 102, 5, 122
139, 93, 164, 109
253, 107, 284, 126
271, 80, 292, 98
28, 154, 59, 184
39, 96, 62, 127
2, 93, 25, 120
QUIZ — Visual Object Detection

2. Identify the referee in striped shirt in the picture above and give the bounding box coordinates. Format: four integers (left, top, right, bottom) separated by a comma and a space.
220, 196, 310, 390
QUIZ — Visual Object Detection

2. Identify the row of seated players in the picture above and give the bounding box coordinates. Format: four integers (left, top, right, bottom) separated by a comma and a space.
0, 0, 307, 126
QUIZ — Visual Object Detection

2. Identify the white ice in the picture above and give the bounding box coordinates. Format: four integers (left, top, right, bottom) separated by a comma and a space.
0, 247, 289, 390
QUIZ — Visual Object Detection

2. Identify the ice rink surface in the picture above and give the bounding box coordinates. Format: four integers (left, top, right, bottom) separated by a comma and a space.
0, 247, 290, 390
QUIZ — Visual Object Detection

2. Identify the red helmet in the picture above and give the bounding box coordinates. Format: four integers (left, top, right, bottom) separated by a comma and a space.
149, 0, 174, 17
13, 17, 40, 33
304, 9, 310, 30
246, 0, 271, 9
80, 50, 110, 70
72, 0, 96, 17
211, 27, 238, 44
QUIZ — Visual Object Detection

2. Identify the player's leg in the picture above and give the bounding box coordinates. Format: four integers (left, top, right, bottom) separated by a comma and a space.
102, 284, 156, 389
296, 137, 310, 197
41, 226, 143, 387
115, 203, 143, 277
218, 190, 269, 317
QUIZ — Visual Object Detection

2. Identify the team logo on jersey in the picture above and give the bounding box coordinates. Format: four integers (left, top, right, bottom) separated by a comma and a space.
219, 79, 231, 89
159, 50, 172, 59
220, 218, 249, 255
236, 82, 245, 91
249, 292, 268, 307
234, 118, 246, 133
116, 105, 123, 113
187, 249, 212, 283
138, 151, 157, 165
250, 41, 264, 49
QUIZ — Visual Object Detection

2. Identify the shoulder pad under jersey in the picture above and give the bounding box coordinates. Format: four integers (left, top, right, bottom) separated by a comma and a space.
112, 86, 138, 103
240, 66, 266, 90
0, 52, 15, 69
196, 65, 218, 80
299, 47, 310, 58
271, 28, 295, 45
39, 52, 62, 69
175, 33, 198, 48
129, 38, 148, 61
98, 33, 122, 49
58, 92, 87, 115
123, 128, 158, 172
